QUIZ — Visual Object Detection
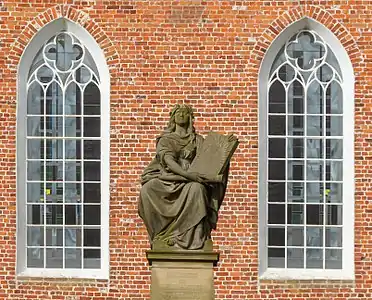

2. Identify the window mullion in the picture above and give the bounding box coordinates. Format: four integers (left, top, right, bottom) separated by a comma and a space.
81, 85, 85, 268
43, 83, 47, 268
303, 82, 307, 269
62, 84, 66, 269
322, 82, 326, 270
284, 83, 288, 269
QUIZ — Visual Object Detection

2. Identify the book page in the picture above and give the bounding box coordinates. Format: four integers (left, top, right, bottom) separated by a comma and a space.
188, 132, 239, 181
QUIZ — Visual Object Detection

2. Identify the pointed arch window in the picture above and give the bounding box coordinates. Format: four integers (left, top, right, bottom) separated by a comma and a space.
259, 23, 354, 280
17, 20, 109, 279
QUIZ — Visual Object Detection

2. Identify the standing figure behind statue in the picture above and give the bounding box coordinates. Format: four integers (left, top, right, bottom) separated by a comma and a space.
138, 104, 229, 250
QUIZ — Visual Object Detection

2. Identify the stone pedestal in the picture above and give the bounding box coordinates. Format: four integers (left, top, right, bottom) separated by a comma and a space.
146, 250, 219, 300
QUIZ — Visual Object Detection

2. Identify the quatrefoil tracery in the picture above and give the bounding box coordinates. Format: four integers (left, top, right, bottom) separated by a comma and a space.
270, 30, 343, 89
27, 32, 100, 92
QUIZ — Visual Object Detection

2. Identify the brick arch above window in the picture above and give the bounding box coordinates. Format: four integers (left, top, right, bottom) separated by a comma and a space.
8, 5, 120, 75
250, 6, 361, 72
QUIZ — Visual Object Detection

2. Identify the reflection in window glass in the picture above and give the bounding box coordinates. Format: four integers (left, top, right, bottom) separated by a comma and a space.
267, 30, 343, 270
26, 31, 102, 270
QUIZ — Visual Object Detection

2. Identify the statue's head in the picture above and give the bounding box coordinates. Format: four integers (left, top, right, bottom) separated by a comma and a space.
166, 104, 195, 134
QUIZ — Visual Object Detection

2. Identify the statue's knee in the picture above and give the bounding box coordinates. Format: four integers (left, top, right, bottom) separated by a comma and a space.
140, 179, 156, 198
189, 182, 207, 195
141, 178, 156, 193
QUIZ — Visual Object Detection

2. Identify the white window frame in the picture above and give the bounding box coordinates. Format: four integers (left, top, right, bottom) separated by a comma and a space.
16, 18, 110, 279
258, 18, 354, 280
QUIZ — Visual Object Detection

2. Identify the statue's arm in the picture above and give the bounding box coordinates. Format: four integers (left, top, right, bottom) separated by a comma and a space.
163, 155, 188, 178
163, 155, 204, 183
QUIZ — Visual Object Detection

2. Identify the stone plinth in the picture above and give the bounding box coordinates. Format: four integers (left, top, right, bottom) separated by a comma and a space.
146, 250, 219, 300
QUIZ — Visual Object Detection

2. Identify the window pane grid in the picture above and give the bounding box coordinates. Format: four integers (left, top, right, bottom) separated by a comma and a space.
27, 223, 100, 226
80, 110, 85, 268
269, 135, 343, 139
43, 87, 47, 267
26, 136, 101, 140
321, 89, 326, 269
26, 181, 101, 184
268, 113, 343, 116
268, 158, 343, 162
27, 159, 101, 162
267, 30, 343, 270
268, 245, 342, 249
27, 246, 101, 249
26, 31, 101, 270
27, 114, 101, 117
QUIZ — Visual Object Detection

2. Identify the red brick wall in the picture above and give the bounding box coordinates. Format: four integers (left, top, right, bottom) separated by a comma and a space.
0, 0, 369, 299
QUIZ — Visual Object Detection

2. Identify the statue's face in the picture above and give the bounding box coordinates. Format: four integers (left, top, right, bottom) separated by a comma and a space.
174, 107, 190, 126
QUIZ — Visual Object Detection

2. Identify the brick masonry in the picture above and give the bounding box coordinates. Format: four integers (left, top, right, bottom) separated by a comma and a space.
0, 0, 370, 299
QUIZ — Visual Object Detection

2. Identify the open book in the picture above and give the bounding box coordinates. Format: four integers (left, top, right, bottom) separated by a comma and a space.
158, 132, 239, 183
187, 132, 239, 182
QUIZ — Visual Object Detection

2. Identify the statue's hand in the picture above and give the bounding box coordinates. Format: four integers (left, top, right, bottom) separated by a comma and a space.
186, 172, 206, 183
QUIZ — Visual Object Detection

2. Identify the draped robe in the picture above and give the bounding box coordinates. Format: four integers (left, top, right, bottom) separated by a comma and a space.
138, 132, 227, 250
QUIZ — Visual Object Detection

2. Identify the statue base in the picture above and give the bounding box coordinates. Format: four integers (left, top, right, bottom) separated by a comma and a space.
146, 250, 219, 300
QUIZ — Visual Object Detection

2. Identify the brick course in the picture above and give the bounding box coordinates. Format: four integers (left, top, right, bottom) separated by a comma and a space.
0, 0, 369, 299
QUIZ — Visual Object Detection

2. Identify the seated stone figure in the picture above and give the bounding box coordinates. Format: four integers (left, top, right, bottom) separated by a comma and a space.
138, 104, 230, 250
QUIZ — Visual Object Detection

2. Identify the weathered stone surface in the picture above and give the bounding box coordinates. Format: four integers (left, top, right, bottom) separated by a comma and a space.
147, 250, 219, 300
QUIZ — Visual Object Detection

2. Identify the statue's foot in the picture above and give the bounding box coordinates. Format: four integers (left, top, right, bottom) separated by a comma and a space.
152, 238, 181, 250
166, 238, 176, 246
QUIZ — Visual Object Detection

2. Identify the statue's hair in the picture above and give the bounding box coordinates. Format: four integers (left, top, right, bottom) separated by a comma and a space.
163, 104, 195, 135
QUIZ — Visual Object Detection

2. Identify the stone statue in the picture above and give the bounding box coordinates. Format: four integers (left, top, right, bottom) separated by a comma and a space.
138, 104, 238, 250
